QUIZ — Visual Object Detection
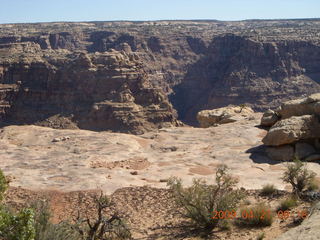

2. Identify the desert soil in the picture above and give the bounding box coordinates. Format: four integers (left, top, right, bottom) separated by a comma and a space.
1, 113, 319, 239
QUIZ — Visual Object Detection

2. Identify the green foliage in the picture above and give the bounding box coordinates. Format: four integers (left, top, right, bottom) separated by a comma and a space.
31, 200, 80, 240
74, 192, 132, 240
0, 169, 36, 240
236, 204, 273, 228
256, 232, 265, 240
282, 158, 316, 196
36, 222, 80, 240
277, 197, 298, 212
307, 180, 319, 191
238, 104, 249, 113
0, 169, 8, 201
0, 207, 35, 240
167, 165, 245, 232
260, 184, 277, 196
218, 220, 231, 231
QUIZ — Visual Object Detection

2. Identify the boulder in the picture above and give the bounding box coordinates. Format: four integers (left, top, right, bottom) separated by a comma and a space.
261, 109, 279, 127
262, 115, 320, 146
295, 143, 316, 159
266, 145, 294, 161
278, 93, 320, 119
276, 202, 320, 240
197, 105, 254, 128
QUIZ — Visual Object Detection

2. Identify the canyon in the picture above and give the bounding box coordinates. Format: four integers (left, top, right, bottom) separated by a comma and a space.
1, 19, 320, 129
1, 19, 320, 239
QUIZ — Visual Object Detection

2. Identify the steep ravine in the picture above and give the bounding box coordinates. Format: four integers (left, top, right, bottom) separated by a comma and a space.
170, 34, 320, 124
1, 21, 320, 130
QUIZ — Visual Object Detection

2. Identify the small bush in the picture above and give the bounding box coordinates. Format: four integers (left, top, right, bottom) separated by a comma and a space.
0, 207, 35, 240
260, 184, 277, 196
277, 197, 298, 212
0, 170, 8, 201
74, 192, 132, 240
218, 220, 231, 231
282, 158, 316, 197
236, 204, 273, 228
0, 169, 36, 240
307, 180, 319, 191
243, 199, 251, 205
167, 165, 245, 232
31, 200, 80, 240
256, 232, 265, 240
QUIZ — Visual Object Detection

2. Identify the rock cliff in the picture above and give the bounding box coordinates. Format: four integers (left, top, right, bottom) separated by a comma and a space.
0, 20, 320, 129
0, 50, 178, 134
172, 34, 320, 124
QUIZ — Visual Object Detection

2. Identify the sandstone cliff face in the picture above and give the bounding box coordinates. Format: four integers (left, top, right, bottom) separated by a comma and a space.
0, 50, 178, 134
0, 20, 320, 128
171, 34, 320, 124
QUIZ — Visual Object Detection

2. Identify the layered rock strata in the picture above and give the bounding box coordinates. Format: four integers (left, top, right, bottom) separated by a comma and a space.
0, 50, 178, 134
1, 20, 320, 125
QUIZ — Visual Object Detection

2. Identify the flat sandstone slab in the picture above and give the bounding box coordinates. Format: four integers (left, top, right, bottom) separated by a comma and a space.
1, 113, 319, 194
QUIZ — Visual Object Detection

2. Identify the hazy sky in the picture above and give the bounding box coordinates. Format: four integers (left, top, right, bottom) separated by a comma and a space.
0, 0, 319, 23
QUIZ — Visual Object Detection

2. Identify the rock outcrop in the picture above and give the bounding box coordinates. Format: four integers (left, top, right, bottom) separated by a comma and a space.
0, 50, 179, 134
262, 94, 320, 161
261, 109, 279, 127
276, 202, 320, 240
172, 34, 320, 124
197, 105, 254, 127
1, 20, 320, 127
262, 115, 320, 146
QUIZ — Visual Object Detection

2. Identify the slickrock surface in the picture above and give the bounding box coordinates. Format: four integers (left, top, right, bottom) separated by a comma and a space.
276, 202, 320, 240
1, 113, 320, 194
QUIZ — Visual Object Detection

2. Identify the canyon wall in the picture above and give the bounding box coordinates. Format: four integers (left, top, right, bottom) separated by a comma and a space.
0, 20, 320, 130
0, 50, 178, 134
172, 34, 320, 123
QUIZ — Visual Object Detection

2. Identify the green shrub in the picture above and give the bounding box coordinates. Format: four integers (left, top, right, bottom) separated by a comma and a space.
74, 192, 132, 240
218, 220, 231, 231
167, 165, 245, 232
307, 180, 319, 191
37, 222, 80, 240
0, 169, 36, 240
31, 200, 80, 240
0, 207, 35, 240
277, 197, 298, 212
0, 170, 8, 201
256, 232, 265, 240
236, 204, 273, 228
260, 184, 277, 196
282, 158, 316, 196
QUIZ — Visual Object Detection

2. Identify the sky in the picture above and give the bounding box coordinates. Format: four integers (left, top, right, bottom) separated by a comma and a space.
0, 0, 319, 24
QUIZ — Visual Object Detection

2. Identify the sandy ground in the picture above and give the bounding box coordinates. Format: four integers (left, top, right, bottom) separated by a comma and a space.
4, 186, 311, 240
1, 113, 320, 195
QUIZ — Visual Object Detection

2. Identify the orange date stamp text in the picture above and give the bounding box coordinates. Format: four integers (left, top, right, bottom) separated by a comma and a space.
212, 209, 308, 220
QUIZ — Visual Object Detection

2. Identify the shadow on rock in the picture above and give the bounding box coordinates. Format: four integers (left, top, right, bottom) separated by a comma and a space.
246, 145, 278, 165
